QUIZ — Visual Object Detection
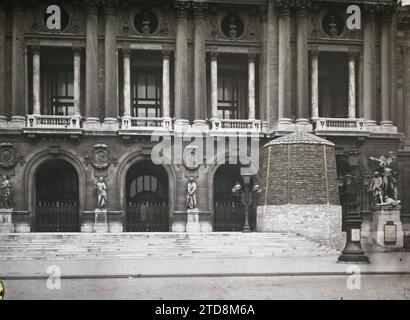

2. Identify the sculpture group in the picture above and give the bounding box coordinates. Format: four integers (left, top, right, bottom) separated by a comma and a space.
369, 152, 401, 207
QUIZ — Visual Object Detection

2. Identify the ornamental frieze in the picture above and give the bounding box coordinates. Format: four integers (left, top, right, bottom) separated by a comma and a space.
84, 144, 118, 170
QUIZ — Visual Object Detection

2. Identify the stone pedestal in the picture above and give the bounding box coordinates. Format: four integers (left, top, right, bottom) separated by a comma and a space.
186, 208, 201, 233
94, 209, 109, 233
0, 209, 14, 233
371, 206, 404, 249
109, 222, 123, 233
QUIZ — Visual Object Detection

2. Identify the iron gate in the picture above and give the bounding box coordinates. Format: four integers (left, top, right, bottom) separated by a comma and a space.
36, 201, 79, 232
214, 197, 257, 232
126, 201, 169, 232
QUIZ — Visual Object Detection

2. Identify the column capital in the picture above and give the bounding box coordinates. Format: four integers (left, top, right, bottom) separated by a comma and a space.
401, 46, 409, 55
84, 0, 99, 15
72, 46, 82, 54
348, 51, 359, 60
295, 0, 311, 15
378, 4, 396, 18
209, 51, 218, 60
248, 53, 257, 62
276, 0, 293, 17
362, 4, 377, 21
193, 2, 207, 19
11, 0, 24, 12
175, 1, 190, 18
31, 44, 41, 54
122, 48, 131, 55
102, 0, 118, 16
310, 46, 320, 57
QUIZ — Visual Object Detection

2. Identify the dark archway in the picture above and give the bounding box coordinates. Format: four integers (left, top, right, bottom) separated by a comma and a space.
125, 160, 169, 232
213, 165, 256, 232
35, 159, 79, 232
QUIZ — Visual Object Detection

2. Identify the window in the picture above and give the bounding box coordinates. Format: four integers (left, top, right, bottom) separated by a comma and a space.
132, 68, 161, 118
218, 73, 239, 119
44, 67, 74, 116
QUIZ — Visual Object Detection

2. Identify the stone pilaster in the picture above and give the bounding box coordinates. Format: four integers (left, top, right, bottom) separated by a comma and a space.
0, 4, 6, 124
193, 3, 207, 128
84, 1, 100, 129
362, 5, 377, 129
103, 2, 119, 130
174, 1, 190, 124
295, 0, 311, 130
11, 1, 26, 127
276, 0, 292, 128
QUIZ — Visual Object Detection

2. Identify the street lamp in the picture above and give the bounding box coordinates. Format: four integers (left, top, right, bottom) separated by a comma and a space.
337, 149, 369, 264
232, 173, 260, 233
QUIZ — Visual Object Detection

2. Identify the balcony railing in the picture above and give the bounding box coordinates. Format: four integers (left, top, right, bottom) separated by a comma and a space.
119, 116, 173, 135
314, 118, 367, 135
211, 119, 262, 132
24, 114, 82, 136
26, 114, 82, 129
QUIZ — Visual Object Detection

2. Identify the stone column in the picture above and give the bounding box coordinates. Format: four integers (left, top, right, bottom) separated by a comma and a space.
193, 3, 207, 129
295, 0, 311, 130
260, 0, 278, 131
162, 50, 171, 119
103, 4, 119, 130
84, 2, 100, 129
73, 47, 82, 116
363, 6, 377, 129
32, 47, 41, 115
277, 1, 293, 129
210, 52, 218, 120
0, 4, 6, 124
123, 49, 131, 118
403, 47, 410, 149
174, 1, 189, 128
380, 10, 392, 127
311, 49, 319, 120
348, 52, 357, 119
11, 1, 26, 127
248, 54, 256, 120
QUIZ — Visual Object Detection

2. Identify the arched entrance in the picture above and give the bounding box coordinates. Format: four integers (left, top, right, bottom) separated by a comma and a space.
213, 165, 257, 232
35, 159, 80, 232
125, 160, 169, 232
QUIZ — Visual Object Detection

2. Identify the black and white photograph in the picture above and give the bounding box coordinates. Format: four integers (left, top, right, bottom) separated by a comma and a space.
0, 0, 409, 305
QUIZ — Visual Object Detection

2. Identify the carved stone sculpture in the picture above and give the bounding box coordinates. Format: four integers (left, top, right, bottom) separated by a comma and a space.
186, 177, 197, 210
95, 177, 108, 210
0, 175, 14, 209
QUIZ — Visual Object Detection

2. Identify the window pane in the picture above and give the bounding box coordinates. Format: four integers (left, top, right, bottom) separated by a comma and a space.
137, 74, 146, 98
147, 74, 156, 99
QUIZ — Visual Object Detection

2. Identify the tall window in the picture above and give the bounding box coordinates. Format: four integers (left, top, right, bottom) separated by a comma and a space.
218, 72, 239, 119
41, 49, 75, 116
132, 68, 162, 118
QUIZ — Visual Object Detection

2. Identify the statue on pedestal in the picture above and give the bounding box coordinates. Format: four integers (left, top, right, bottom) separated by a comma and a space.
369, 153, 400, 207
95, 177, 108, 210
0, 175, 13, 209
186, 177, 197, 210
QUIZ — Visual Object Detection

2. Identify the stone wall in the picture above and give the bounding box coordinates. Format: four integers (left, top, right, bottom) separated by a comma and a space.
257, 204, 344, 250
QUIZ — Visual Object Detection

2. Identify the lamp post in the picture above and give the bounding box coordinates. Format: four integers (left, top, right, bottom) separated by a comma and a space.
232, 173, 259, 233
338, 148, 369, 264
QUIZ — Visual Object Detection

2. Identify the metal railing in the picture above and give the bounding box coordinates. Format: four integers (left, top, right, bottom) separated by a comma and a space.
36, 201, 79, 232
126, 201, 169, 232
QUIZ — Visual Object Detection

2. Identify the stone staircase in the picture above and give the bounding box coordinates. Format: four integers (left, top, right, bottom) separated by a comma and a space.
0, 232, 339, 260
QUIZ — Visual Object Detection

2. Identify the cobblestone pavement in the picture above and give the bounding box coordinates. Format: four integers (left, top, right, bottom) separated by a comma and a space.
3, 274, 410, 300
